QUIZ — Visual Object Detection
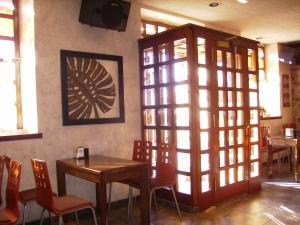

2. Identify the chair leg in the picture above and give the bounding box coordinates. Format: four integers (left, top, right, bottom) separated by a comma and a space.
153, 190, 158, 209
22, 203, 28, 225
127, 186, 133, 221
149, 189, 155, 216
88, 206, 98, 225
48, 210, 53, 225
58, 216, 64, 225
108, 182, 112, 214
74, 211, 79, 225
170, 186, 182, 219
39, 208, 45, 225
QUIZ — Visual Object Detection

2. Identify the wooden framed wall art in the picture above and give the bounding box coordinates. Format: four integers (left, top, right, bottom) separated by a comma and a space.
60, 50, 125, 125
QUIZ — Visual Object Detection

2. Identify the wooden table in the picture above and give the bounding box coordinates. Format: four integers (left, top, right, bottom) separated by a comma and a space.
268, 136, 299, 182
56, 155, 150, 225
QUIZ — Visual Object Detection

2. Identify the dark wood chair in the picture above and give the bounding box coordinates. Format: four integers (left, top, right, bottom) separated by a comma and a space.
4, 155, 55, 225
260, 126, 288, 172
0, 160, 22, 224
108, 140, 153, 218
148, 143, 181, 218
31, 159, 98, 225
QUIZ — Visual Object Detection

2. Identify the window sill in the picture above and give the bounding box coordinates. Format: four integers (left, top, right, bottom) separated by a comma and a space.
0, 133, 43, 142
260, 116, 282, 120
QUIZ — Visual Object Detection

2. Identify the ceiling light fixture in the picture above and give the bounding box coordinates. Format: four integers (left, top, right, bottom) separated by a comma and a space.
237, 0, 249, 4
209, 2, 220, 7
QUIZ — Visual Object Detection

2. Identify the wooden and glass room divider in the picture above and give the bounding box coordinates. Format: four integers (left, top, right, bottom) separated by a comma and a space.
139, 24, 261, 211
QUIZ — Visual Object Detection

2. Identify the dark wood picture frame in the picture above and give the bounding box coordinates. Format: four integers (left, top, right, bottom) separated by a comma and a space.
60, 50, 125, 126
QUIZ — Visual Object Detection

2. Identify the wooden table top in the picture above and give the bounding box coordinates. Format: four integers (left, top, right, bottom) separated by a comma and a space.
56, 155, 147, 175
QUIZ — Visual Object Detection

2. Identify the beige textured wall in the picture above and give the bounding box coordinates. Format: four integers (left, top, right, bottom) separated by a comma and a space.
0, 0, 141, 222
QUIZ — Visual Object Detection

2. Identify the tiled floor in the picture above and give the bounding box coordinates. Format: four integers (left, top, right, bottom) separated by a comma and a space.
72, 163, 300, 225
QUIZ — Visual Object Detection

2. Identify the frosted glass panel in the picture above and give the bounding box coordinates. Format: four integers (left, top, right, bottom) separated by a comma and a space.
218, 70, 224, 87
238, 147, 244, 163
198, 37, 206, 64
229, 130, 235, 146
228, 111, 235, 127
175, 107, 189, 127
159, 65, 170, 84
249, 74, 257, 89
145, 129, 156, 146
236, 72, 242, 88
177, 152, 190, 172
198, 67, 208, 86
238, 166, 244, 181
143, 109, 156, 126
235, 54, 242, 70
220, 170, 226, 187
143, 68, 154, 86
249, 92, 258, 107
237, 129, 244, 144
160, 87, 170, 105
200, 132, 209, 150
199, 110, 210, 129
251, 144, 259, 160
201, 174, 210, 193
178, 174, 191, 194
250, 127, 259, 142
144, 47, 154, 65
219, 111, 226, 127
219, 150, 225, 167
250, 110, 258, 125
228, 91, 233, 107
229, 148, 235, 165
227, 52, 233, 68
158, 43, 169, 62
218, 90, 225, 107
201, 153, 210, 171
251, 162, 259, 177
227, 71, 233, 87
174, 61, 188, 82
159, 108, 171, 126
217, 50, 223, 67
161, 130, 172, 143
175, 85, 189, 104
177, 130, 190, 149
237, 91, 243, 107
237, 110, 244, 126
0, 18, 14, 37
174, 39, 187, 59
199, 89, 209, 108
219, 131, 225, 147
144, 89, 155, 106
229, 168, 235, 184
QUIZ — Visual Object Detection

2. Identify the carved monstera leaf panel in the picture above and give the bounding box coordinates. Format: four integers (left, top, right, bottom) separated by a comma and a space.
66, 56, 116, 120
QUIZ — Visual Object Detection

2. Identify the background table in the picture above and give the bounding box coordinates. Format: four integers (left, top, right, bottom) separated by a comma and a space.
268, 136, 299, 182
56, 155, 150, 225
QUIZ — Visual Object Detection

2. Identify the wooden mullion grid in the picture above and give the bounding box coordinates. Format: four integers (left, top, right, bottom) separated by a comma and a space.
0, 35, 14, 41
0, 13, 14, 19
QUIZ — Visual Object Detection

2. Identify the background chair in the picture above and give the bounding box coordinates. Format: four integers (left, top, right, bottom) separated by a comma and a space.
260, 126, 288, 171
0, 160, 22, 224
108, 140, 152, 218
31, 159, 98, 225
148, 143, 181, 219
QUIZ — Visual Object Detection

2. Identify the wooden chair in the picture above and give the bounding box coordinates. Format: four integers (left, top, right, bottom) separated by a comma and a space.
108, 140, 153, 218
260, 126, 288, 171
148, 143, 181, 218
4, 155, 55, 225
0, 160, 22, 224
31, 159, 98, 225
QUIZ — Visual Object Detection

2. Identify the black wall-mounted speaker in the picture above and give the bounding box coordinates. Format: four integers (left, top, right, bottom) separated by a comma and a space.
79, 0, 131, 32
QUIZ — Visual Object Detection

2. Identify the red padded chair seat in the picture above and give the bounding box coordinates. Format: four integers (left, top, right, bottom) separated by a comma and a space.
0, 209, 18, 224
52, 195, 93, 214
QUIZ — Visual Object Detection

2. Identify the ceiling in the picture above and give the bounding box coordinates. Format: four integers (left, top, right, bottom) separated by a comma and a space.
140, 0, 300, 45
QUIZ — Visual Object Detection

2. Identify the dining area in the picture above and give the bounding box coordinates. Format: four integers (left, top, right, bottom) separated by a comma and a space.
0, 140, 184, 225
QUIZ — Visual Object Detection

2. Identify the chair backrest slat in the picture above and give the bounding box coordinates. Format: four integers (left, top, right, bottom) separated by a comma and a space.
6, 160, 22, 216
156, 143, 176, 183
133, 140, 153, 177
260, 126, 270, 148
31, 159, 54, 209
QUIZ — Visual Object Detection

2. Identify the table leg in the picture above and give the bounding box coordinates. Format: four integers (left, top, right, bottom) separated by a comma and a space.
140, 166, 150, 225
98, 177, 108, 225
292, 146, 299, 182
56, 162, 68, 222
56, 162, 66, 196
267, 146, 273, 178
